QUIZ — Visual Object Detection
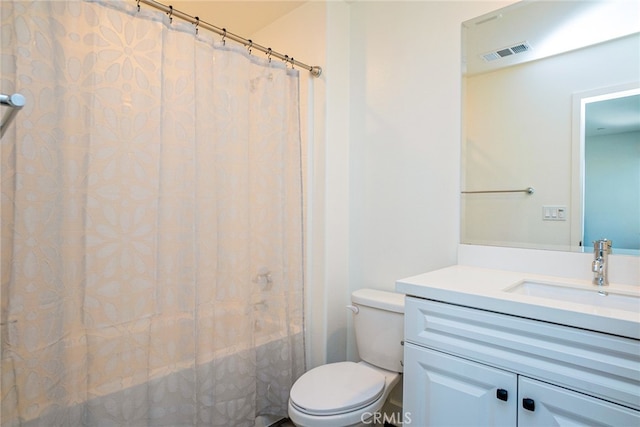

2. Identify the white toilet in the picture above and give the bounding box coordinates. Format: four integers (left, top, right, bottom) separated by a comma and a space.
288, 289, 405, 427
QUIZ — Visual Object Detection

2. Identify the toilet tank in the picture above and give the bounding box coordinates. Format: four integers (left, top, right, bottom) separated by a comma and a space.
351, 289, 405, 373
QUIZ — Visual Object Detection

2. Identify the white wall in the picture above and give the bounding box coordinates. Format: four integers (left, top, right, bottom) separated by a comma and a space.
346, 0, 511, 360
257, 0, 513, 368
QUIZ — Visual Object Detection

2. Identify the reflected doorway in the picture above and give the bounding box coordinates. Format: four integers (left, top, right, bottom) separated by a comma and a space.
572, 86, 640, 251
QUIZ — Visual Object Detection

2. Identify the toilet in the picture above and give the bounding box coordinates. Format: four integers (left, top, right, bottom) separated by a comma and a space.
288, 289, 405, 427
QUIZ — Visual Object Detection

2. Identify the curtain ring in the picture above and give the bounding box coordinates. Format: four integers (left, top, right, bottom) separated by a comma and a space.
137, 0, 140, 12
167, 5, 173, 23
267, 48, 272, 63
194, 16, 199, 34
247, 39, 253, 54
284, 55, 294, 69
290, 57, 295, 69
222, 28, 226, 45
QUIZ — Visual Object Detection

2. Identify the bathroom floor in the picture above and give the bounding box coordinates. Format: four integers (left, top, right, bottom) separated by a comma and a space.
269, 418, 396, 427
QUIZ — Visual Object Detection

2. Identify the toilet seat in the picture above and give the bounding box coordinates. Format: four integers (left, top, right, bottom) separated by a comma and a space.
289, 361, 385, 416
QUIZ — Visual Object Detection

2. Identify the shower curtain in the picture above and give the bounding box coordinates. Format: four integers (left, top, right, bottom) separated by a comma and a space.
0, 1, 305, 425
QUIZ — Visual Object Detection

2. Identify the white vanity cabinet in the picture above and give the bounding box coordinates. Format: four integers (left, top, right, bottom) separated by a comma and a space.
404, 343, 516, 426
517, 376, 639, 426
403, 297, 640, 427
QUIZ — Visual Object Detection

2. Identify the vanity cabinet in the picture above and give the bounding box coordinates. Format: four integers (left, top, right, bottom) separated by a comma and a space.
403, 297, 640, 426
517, 376, 639, 426
404, 344, 516, 426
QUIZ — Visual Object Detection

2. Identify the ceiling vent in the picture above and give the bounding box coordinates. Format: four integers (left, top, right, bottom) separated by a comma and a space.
481, 41, 532, 62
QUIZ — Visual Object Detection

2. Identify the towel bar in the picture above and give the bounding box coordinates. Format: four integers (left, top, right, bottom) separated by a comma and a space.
461, 187, 534, 195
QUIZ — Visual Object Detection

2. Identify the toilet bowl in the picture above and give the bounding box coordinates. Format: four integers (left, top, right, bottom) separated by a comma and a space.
288, 361, 400, 427
288, 289, 405, 427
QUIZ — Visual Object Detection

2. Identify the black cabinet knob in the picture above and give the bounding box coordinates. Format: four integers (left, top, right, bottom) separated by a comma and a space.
496, 388, 508, 401
522, 398, 535, 411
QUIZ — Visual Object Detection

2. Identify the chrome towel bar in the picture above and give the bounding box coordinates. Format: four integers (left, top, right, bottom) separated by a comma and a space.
461, 187, 534, 195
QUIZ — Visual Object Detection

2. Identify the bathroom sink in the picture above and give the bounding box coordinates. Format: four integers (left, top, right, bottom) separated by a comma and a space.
504, 280, 640, 313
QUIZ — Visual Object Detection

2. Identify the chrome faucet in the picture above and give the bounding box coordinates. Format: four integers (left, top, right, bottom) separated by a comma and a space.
592, 239, 612, 287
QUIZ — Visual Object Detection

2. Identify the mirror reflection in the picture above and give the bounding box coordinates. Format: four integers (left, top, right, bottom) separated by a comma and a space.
583, 91, 640, 251
461, 0, 640, 254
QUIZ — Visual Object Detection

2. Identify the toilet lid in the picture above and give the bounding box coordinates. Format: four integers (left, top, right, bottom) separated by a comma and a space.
289, 362, 385, 416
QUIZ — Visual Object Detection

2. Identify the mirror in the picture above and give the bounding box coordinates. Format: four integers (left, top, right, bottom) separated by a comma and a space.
461, 0, 640, 254
576, 88, 640, 253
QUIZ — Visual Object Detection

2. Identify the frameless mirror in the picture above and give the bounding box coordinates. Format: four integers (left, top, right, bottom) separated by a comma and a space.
461, 0, 640, 254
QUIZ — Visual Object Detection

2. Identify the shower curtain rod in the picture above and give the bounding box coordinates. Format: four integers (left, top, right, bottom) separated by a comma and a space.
0, 93, 25, 139
137, 0, 323, 77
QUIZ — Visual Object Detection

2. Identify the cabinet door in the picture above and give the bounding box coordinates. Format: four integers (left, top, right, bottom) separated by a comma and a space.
518, 377, 640, 426
404, 343, 517, 426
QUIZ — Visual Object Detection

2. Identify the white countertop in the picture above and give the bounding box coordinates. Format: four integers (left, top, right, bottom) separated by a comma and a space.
396, 265, 640, 340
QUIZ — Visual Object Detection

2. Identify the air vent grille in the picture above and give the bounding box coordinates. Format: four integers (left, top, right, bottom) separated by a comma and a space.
481, 41, 531, 62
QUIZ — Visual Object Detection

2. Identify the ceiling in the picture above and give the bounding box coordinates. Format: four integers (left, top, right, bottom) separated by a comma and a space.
166, 1, 305, 36
586, 93, 640, 137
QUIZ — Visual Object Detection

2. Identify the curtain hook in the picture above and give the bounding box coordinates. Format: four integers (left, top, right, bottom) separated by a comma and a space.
167, 5, 173, 23
267, 48, 272, 63
247, 39, 253, 54
137, 0, 140, 12
221, 28, 226, 45
194, 16, 199, 35
284, 55, 289, 68
290, 57, 295, 69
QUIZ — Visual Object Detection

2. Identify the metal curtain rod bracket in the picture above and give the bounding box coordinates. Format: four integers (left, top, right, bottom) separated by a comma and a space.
0, 93, 26, 139
137, 0, 322, 77
461, 187, 535, 195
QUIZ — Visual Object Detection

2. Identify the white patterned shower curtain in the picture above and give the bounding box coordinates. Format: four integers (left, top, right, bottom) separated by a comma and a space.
0, 1, 305, 425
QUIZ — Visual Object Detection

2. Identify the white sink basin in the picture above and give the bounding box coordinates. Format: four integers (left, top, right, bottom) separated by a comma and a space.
505, 280, 640, 313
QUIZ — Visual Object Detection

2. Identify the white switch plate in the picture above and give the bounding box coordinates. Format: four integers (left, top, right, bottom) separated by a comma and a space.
543, 205, 567, 221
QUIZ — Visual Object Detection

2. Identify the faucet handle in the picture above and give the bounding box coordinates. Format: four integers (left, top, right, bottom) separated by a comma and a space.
592, 258, 602, 273
593, 239, 612, 254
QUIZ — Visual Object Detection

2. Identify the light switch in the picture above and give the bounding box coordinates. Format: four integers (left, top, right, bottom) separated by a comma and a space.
558, 207, 566, 219
543, 205, 567, 221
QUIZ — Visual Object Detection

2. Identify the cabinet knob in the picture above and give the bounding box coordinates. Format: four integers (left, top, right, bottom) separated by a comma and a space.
496, 388, 508, 401
522, 398, 535, 411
